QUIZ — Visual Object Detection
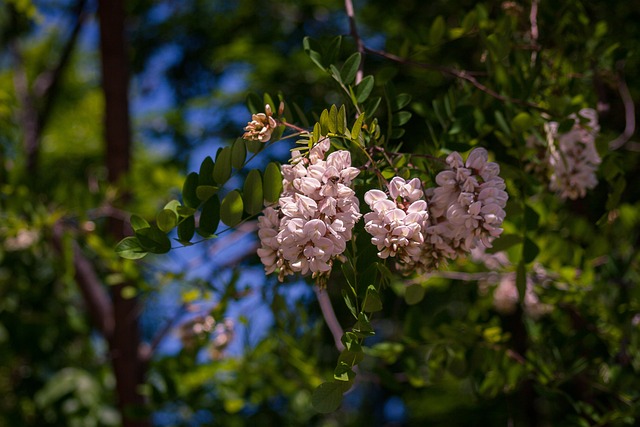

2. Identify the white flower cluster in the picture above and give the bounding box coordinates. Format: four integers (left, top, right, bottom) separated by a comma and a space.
492, 273, 552, 319
363, 148, 508, 273
257, 139, 362, 282
363, 177, 429, 268
424, 148, 508, 266
545, 108, 601, 200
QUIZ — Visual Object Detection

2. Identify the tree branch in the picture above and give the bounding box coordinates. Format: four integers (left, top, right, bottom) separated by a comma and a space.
609, 61, 636, 151
52, 223, 115, 339
34, 0, 88, 132
365, 46, 546, 110
314, 287, 345, 351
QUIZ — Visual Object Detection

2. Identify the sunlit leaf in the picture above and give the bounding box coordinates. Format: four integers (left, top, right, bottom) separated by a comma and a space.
130, 214, 149, 232
198, 156, 215, 185
363, 285, 383, 312
213, 147, 232, 184
263, 162, 283, 203
157, 209, 178, 233
196, 185, 218, 201
243, 169, 263, 215
182, 172, 200, 208
220, 190, 243, 227
115, 237, 147, 259
231, 138, 247, 170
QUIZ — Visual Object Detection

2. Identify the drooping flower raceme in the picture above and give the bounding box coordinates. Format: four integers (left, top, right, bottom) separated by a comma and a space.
243, 104, 278, 142
545, 108, 601, 200
257, 138, 362, 282
363, 177, 429, 270
421, 147, 508, 270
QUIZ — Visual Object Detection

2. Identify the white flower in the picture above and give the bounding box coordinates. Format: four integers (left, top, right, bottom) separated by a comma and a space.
546, 108, 601, 200
422, 147, 509, 270
363, 177, 429, 269
257, 139, 361, 282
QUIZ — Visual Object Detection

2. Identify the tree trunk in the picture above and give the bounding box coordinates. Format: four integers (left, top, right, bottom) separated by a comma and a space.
98, 1, 150, 425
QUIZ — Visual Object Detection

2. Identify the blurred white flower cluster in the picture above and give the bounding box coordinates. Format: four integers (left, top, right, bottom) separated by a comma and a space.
257, 138, 362, 282
545, 108, 601, 200
363, 148, 508, 272
178, 315, 235, 358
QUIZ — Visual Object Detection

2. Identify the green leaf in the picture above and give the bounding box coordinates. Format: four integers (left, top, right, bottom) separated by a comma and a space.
199, 195, 220, 237
263, 162, 283, 203
196, 185, 219, 201
340, 52, 361, 86
351, 113, 366, 141
353, 313, 375, 338
177, 215, 195, 242
231, 138, 247, 170
523, 237, 539, 264
392, 111, 412, 126
213, 147, 232, 184
246, 139, 262, 154
130, 214, 149, 232
405, 284, 426, 305
303, 36, 325, 70
494, 111, 512, 137
115, 237, 148, 259
157, 209, 179, 233
429, 16, 446, 44
355, 75, 374, 103
511, 112, 532, 133
486, 233, 522, 253
243, 169, 263, 215
328, 104, 338, 134
363, 285, 383, 312
319, 109, 331, 135
182, 172, 200, 208
341, 289, 358, 319
337, 105, 347, 133
220, 190, 243, 227
524, 205, 540, 230
136, 226, 172, 254
392, 93, 412, 111
198, 156, 215, 185
324, 36, 342, 66
311, 381, 348, 413
246, 93, 262, 114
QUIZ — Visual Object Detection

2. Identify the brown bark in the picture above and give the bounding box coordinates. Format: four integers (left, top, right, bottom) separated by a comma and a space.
98, 0, 150, 425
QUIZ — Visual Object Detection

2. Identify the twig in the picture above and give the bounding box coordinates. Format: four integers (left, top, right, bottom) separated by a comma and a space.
365, 46, 545, 111
315, 287, 345, 351
609, 61, 636, 150
140, 303, 187, 361
529, 0, 539, 65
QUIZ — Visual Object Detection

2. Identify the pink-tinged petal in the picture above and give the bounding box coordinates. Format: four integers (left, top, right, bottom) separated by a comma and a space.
364, 189, 388, 207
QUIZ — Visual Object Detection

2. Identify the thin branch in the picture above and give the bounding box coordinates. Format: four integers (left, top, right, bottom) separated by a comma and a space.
365, 46, 546, 111
413, 270, 502, 283
52, 222, 115, 339
139, 304, 187, 362
609, 61, 636, 150
314, 287, 345, 351
529, 0, 539, 65
34, 0, 88, 131
344, 0, 364, 84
